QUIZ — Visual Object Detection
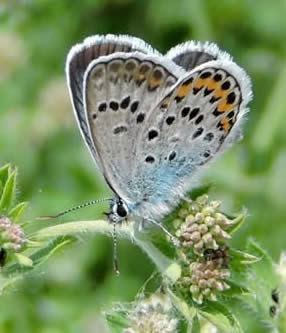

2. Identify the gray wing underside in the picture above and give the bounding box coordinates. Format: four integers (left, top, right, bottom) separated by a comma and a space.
66, 34, 161, 169
83, 52, 185, 201
131, 59, 252, 220
66, 35, 252, 221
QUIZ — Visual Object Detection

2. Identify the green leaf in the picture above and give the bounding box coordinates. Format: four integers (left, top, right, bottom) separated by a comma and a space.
105, 311, 129, 333
2, 236, 75, 276
0, 164, 11, 188
0, 170, 17, 212
14, 253, 33, 267
242, 239, 279, 324
223, 280, 251, 297
200, 300, 243, 333
188, 183, 213, 200
228, 212, 247, 235
230, 248, 260, 266
191, 315, 200, 333
168, 287, 197, 323
8, 201, 29, 222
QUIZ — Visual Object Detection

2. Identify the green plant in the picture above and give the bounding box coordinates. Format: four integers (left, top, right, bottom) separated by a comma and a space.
0, 163, 285, 332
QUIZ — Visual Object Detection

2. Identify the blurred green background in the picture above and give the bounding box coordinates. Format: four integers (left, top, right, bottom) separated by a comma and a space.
0, 0, 286, 332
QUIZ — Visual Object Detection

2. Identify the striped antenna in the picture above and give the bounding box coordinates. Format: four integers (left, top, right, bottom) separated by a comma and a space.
112, 219, 120, 275
36, 198, 112, 220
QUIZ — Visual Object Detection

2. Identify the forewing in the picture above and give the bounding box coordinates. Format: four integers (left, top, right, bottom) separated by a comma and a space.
131, 58, 252, 219
83, 52, 185, 200
66, 34, 160, 168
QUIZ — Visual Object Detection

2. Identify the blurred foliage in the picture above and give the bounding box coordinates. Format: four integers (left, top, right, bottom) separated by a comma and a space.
0, 0, 286, 332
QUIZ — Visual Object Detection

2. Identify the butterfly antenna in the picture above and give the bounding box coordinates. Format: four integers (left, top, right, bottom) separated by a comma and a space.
113, 220, 120, 275
36, 198, 112, 220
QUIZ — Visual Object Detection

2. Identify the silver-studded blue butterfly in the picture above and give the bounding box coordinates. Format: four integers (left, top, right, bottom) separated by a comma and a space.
63, 35, 252, 272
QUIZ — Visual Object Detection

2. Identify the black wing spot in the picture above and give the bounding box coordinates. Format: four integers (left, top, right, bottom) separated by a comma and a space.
227, 111, 235, 119
98, 102, 107, 112
200, 71, 212, 79
192, 127, 204, 139
175, 95, 184, 103
113, 125, 128, 134
181, 107, 190, 118
195, 114, 204, 125
209, 95, 221, 104
168, 151, 176, 161
120, 96, 130, 109
189, 107, 200, 121
137, 113, 145, 123
204, 132, 214, 142
221, 81, 231, 90
213, 73, 222, 82
92, 113, 97, 120
212, 107, 221, 117
184, 77, 194, 85
203, 151, 211, 158
145, 155, 155, 163
110, 101, 119, 111
148, 130, 158, 140
227, 92, 236, 104
193, 86, 203, 95
166, 116, 175, 125
217, 122, 223, 130
131, 101, 139, 113
204, 88, 214, 96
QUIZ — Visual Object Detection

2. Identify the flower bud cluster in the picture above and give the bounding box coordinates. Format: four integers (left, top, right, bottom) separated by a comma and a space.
184, 259, 230, 304
0, 215, 26, 252
124, 294, 178, 333
176, 195, 236, 255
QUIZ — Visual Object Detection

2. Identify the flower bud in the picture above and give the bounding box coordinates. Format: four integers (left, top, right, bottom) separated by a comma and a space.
124, 294, 178, 333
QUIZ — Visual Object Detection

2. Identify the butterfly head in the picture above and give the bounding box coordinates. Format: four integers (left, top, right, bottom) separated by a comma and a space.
108, 197, 129, 223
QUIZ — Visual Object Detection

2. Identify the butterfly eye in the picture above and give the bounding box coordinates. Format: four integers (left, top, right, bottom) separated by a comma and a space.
116, 201, 128, 218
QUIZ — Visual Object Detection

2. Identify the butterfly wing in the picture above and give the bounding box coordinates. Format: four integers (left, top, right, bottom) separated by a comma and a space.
131, 56, 252, 220
66, 34, 161, 170
166, 41, 227, 71
83, 51, 185, 201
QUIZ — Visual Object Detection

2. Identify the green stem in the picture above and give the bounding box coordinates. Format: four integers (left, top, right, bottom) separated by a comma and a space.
31, 219, 181, 282
31, 219, 133, 241
134, 236, 181, 283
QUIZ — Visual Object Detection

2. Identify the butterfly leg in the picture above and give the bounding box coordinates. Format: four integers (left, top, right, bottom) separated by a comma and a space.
138, 218, 148, 232
145, 218, 180, 247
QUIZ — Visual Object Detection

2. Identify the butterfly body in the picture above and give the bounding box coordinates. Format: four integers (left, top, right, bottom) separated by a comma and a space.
66, 34, 252, 227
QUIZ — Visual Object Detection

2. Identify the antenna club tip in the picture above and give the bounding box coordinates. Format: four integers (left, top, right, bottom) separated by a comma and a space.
115, 269, 120, 276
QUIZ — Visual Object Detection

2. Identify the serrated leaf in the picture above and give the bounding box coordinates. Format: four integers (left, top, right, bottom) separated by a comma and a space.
200, 300, 243, 333
228, 212, 247, 234
2, 236, 75, 276
8, 201, 29, 222
105, 311, 129, 333
0, 170, 17, 212
14, 253, 33, 267
0, 164, 11, 187
230, 248, 260, 266
242, 239, 279, 322
168, 287, 197, 323
247, 239, 273, 265
223, 280, 251, 297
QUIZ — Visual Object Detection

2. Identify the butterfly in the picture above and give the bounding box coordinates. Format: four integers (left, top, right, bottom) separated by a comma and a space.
52, 35, 252, 272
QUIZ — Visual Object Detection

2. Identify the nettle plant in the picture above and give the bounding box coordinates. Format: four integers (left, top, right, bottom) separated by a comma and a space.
0, 163, 285, 332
